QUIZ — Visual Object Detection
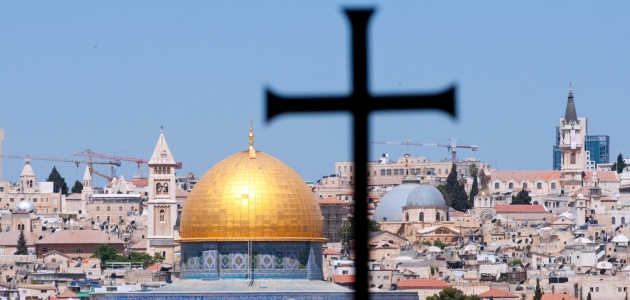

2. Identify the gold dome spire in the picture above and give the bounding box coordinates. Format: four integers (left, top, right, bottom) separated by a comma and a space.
249, 120, 256, 159
178, 150, 325, 242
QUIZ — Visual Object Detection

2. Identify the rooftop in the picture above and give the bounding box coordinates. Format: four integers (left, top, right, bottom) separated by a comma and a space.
396, 279, 450, 289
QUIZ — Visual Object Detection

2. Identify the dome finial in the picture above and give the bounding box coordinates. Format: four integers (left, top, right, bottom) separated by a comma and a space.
249, 120, 256, 158
160, 125, 164, 133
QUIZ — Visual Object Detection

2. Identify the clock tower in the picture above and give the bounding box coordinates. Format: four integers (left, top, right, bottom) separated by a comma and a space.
559, 88, 587, 193
146, 127, 178, 264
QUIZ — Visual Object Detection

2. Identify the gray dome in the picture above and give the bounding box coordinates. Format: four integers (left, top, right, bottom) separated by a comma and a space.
16, 200, 36, 212
374, 183, 420, 222
406, 184, 446, 207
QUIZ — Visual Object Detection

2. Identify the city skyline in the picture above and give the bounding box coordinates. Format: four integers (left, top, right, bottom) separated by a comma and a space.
2, 2, 629, 186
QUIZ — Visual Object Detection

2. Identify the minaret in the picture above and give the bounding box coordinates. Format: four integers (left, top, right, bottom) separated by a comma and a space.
20, 159, 36, 194
81, 166, 93, 213
559, 87, 588, 192
146, 127, 178, 264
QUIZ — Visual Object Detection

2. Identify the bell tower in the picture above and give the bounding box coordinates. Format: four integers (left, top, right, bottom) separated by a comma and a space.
559, 88, 588, 193
146, 127, 178, 264
81, 166, 93, 213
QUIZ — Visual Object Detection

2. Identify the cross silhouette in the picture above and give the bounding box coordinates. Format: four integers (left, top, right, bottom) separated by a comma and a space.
266, 8, 456, 298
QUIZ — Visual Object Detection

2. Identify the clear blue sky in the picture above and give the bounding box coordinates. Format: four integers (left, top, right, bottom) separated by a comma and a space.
1, 1, 629, 187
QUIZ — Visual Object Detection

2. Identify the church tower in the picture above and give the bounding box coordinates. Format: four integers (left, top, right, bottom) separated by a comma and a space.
146, 127, 178, 264
559, 88, 588, 193
20, 159, 36, 194
81, 166, 93, 213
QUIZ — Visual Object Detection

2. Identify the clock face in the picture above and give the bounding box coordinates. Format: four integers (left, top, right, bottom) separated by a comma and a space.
570, 120, 576, 126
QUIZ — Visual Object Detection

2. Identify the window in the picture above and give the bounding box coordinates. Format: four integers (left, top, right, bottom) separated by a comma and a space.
419, 212, 424, 222
373, 171, 376, 176
523, 183, 528, 189
350, 166, 353, 172
338, 166, 341, 173
10, 198, 14, 202
33, 198, 37, 202
623, 217, 626, 224
613, 217, 616, 225
494, 182, 499, 189
596, 287, 599, 292
43, 248, 48, 252
570, 152, 576, 164
54, 208, 57, 212
384, 276, 389, 280
551, 182, 556, 189
394, 169, 399, 176
97, 207, 100, 211
97, 216, 100, 222
436, 212, 440, 221
368, 276, 373, 280
380, 170, 386, 176
344, 166, 347, 172
0, 187, 3, 192
508, 183, 513, 189
405, 212, 409, 222
342, 270, 349, 274
107, 206, 110, 211
386, 169, 392, 176
119, 206, 123, 211
160, 209, 165, 222
119, 216, 123, 222
536, 183, 542, 189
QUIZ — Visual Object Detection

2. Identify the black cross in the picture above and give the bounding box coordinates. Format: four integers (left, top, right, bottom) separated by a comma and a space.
266, 8, 456, 298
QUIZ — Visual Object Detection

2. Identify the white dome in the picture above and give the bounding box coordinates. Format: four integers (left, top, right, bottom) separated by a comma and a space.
406, 184, 446, 207
374, 181, 420, 222
15, 200, 36, 213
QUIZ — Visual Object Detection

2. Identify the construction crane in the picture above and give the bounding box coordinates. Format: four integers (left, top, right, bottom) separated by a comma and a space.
89, 166, 114, 181
371, 138, 478, 161
73, 149, 183, 174
1, 155, 121, 182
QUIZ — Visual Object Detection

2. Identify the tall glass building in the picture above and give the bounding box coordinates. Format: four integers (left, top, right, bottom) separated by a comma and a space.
552, 127, 562, 170
585, 135, 610, 168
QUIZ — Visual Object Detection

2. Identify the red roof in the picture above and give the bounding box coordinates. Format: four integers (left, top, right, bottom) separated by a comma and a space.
319, 197, 347, 205
333, 274, 355, 283
583, 171, 618, 182
478, 289, 518, 298
323, 248, 341, 255
490, 170, 561, 182
495, 204, 546, 213
57, 290, 80, 298
541, 294, 579, 300
396, 279, 450, 289
336, 191, 354, 195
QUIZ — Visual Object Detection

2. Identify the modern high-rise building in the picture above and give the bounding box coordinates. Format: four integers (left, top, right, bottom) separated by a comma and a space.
553, 127, 562, 171
585, 135, 610, 169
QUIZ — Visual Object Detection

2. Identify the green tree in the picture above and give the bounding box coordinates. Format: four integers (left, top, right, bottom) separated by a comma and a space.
616, 153, 627, 174
521, 294, 526, 300
426, 287, 480, 300
445, 163, 458, 195
508, 259, 522, 266
511, 188, 531, 205
46, 166, 68, 195
15, 229, 28, 255
468, 174, 479, 209
126, 251, 165, 268
533, 278, 544, 300
368, 219, 381, 232
338, 221, 354, 250
468, 164, 478, 178
92, 244, 119, 267
71, 180, 83, 194
450, 183, 469, 212
587, 292, 592, 300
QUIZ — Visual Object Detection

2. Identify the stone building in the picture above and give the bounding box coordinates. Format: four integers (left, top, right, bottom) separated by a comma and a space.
87, 194, 142, 225
319, 197, 349, 243
0, 159, 62, 214
35, 230, 124, 259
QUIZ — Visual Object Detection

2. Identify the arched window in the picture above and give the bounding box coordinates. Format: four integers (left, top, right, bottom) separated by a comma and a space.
107, 206, 110, 212
119, 216, 123, 222
612, 217, 616, 225
494, 182, 499, 189
405, 212, 409, 222
551, 182, 556, 190
570, 152, 576, 164
537, 182, 542, 189
523, 183, 528, 189
436, 212, 440, 222
96, 207, 100, 212
508, 183, 513, 189
611, 206, 615, 210
623, 217, 626, 225
419, 212, 424, 222
119, 206, 123, 211
97, 216, 100, 222
160, 209, 165, 222
162, 251, 166, 258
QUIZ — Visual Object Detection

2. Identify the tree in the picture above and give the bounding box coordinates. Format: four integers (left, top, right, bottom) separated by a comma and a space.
468, 164, 478, 178
521, 294, 526, 300
616, 153, 626, 174
338, 221, 354, 250
368, 219, 381, 232
46, 166, 68, 195
71, 180, 83, 194
468, 174, 478, 209
426, 287, 480, 300
587, 292, 592, 300
450, 183, 469, 212
92, 244, 119, 267
15, 229, 28, 255
511, 188, 531, 205
533, 278, 544, 300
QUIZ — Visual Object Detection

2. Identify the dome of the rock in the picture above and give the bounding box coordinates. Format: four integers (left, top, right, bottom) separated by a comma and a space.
179, 150, 325, 242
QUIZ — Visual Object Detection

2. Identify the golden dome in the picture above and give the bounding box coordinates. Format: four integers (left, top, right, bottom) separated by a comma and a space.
179, 150, 325, 242
478, 190, 490, 197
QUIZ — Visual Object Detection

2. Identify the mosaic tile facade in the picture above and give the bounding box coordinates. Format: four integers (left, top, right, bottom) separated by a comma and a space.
181, 242, 323, 280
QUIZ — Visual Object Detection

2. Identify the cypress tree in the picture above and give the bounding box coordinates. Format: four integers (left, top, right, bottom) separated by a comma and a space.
469, 175, 478, 208
587, 292, 592, 300
15, 229, 28, 255
616, 153, 626, 174
533, 278, 544, 300
46, 166, 69, 195
71, 180, 83, 194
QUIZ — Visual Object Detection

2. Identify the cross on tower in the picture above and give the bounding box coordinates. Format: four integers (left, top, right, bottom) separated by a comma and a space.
266, 9, 456, 298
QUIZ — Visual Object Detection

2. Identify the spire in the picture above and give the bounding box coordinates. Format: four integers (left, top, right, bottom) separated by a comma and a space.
83, 165, 92, 181
20, 158, 35, 177
564, 86, 577, 122
249, 120, 256, 159
149, 127, 176, 165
